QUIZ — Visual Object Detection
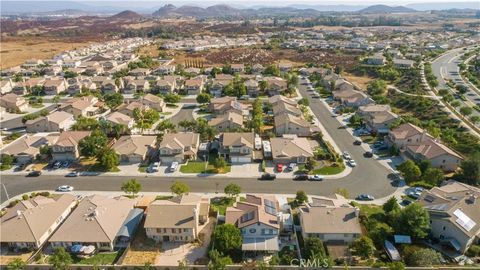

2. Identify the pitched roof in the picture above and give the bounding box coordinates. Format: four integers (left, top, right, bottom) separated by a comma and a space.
209, 111, 243, 127
26, 111, 73, 126
1, 134, 58, 156
274, 113, 310, 128
270, 135, 314, 159
54, 131, 91, 147
389, 123, 424, 140
112, 135, 157, 156
105, 111, 133, 126
225, 194, 280, 229
160, 132, 199, 150
299, 205, 362, 235
221, 132, 255, 148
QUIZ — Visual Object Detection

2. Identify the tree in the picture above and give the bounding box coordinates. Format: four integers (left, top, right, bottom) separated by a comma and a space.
103, 92, 124, 109
383, 197, 400, 213
350, 236, 376, 258
208, 249, 232, 270
224, 183, 241, 197
304, 237, 326, 259
418, 160, 431, 175
170, 181, 190, 195
121, 179, 142, 197
388, 262, 405, 270
456, 84, 468, 95
367, 79, 387, 96
7, 258, 25, 270
470, 115, 480, 124
212, 224, 243, 254
394, 203, 430, 239
405, 248, 442, 266
164, 93, 181, 103
157, 119, 176, 133
79, 130, 108, 157
423, 168, 444, 186
196, 92, 211, 104
450, 100, 461, 107
397, 160, 421, 184
97, 148, 119, 171
48, 247, 72, 270
458, 153, 480, 186
460, 106, 473, 116
213, 157, 228, 172
295, 190, 308, 204
304, 158, 317, 171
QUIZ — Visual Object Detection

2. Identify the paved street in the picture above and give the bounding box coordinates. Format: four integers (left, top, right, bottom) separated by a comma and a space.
0, 104, 57, 130
169, 103, 196, 126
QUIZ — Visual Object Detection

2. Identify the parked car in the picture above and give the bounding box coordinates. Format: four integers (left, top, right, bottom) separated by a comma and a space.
61, 161, 70, 168
347, 159, 357, 167
364, 151, 373, 158
356, 194, 375, 201
26, 171, 41, 177
52, 161, 61, 169
57, 185, 74, 192
65, 171, 78, 177
353, 140, 362, 145
169, 162, 179, 172
276, 163, 283, 172
343, 151, 352, 160
147, 162, 160, 173
14, 164, 26, 171
293, 174, 308, 181
259, 173, 276, 180
308, 175, 323, 181
287, 163, 296, 171
401, 199, 413, 206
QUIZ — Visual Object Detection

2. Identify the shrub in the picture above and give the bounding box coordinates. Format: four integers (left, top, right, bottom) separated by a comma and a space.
466, 244, 480, 257
22, 194, 29, 201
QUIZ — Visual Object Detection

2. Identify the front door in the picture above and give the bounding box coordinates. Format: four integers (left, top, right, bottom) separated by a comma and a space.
163, 235, 170, 242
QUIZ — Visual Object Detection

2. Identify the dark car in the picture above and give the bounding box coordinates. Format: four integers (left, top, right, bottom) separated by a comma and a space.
26, 171, 41, 177
353, 140, 362, 145
293, 174, 308, 181
259, 173, 276, 180
356, 194, 375, 201
364, 151, 373, 158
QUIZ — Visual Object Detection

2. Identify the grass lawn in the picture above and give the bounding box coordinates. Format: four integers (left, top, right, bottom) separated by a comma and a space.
138, 164, 148, 173
73, 251, 120, 265
180, 161, 231, 174
210, 197, 235, 215
312, 165, 345, 175
29, 103, 44, 108
87, 163, 120, 173
155, 195, 173, 200
0, 164, 12, 171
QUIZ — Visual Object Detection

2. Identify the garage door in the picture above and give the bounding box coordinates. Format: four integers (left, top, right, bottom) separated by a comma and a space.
231, 156, 251, 163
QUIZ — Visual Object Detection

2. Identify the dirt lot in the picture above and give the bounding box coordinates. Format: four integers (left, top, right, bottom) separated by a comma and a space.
343, 72, 374, 90
0, 37, 91, 69
121, 224, 161, 265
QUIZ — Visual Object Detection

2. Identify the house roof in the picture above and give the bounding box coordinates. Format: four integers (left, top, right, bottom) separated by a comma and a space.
142, 93, 163, 104
49, 195, 136, 243
368, 110, 398, 124
389, 123, 424, 140
59, 96, 97, 111
54, 131, 91, 147
274, 113, 311, 128
358, 104, 391, 114
209, 111, 243, 127
112, 135, 157, 156
26, 111, 73, 126
272, 101, 301, 116
221, 132, 255, 148
160, 132, 199, 151
225, 194, 280, 229
1, 194, 76, 244
105, 111, 133, 126
299, 205, 362, 235
270, 135, 314, 159
406, 136, 462, 159
0, 93, 23, 104
1, 134, 58, 156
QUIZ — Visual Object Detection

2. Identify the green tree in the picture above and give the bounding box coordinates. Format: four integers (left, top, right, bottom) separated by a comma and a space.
103, 92, 124, 109
397, 160, 421, 184
213, 156, 228, 172
295, 190, 308, 204
48, 247, 72, 270
382, 197, 400, 213
460, 106, 473, 116
196, 92, 211, 104
418, 160, 431, 175
79, 130, 108, 157
423, 168, 444, 186
208, 249, 232, 270
164, 93, 181, 103
170, 181, 190, 195
394, 203, 430, 239
224, 183, 241, 197
405, 248, 442, 266
304, 158, 317, 171
98, 148, 119, 171
350, 236, 376, 258
121, 179, 142, 197
304, 237, 326, 259
157, 119, 176, 133
212, 224, 242, 253
7, 258, 25, 270
367, 79, 387, 96
388, 262, 405, 270
458, 153, 480, 186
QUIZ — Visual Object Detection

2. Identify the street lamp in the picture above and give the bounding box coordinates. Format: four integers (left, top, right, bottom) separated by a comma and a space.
203, 154, 208, 173
1, 183, 9, 201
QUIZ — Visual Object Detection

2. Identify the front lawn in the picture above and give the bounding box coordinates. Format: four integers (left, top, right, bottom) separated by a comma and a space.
312, 164, 345, 175
73, 251, 120, 265
180, 161, 231, 174
210, 197, 236, 215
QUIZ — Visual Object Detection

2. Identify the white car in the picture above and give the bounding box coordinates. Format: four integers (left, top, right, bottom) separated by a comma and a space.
287, 163, 296, 171
348, 159, 357, 167
308, 175, 323, 181
169, 162, 179, 172
343, 151, 352, 160
57, 185, 74, 192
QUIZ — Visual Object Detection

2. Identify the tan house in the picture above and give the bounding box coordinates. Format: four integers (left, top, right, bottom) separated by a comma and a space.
101, 79, 120, 93
184, 79, 204, 95
113, 135, 157, 163
116, 101, 149, 118
104, 111, 135, 129
1, 133, 59, 164
155, 76, 176, 95
209, 96, 250, 116
274, 113, 315, 137
1, 80, 14, 94
0, 93, 28, 112
209, 111, 244, 132
231, 64, 245, 73
220, 132, 255, 163
129, 68, 151, 77
141, 94, 165, 112
270, 135, 314, 164
49, 195, 142, 251
393, 58, 415, 69
51, 131, 91, 161
387, 123, 463, 171
153, 65, 176, 75
245, 79, 259, 97
363, 110, 398, 134
124, 79, 150, 94
418, 181, 480, 254
159, 132, 200, 164
43, 78, 67, 95
265, 77, 287, 96
58, 96, 102, 118
0, 194, 77, 249
145, 194, 210, 243
333, 89, 373, 107
26, 111, 75, 133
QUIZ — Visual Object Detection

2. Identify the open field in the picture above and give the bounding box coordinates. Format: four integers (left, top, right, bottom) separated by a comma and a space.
1, 37, 92, 69
343, 72, 374, 90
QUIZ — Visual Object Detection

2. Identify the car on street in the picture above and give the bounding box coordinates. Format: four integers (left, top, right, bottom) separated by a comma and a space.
287, 163, 296, 171
65, 171, 78, 177
276, 163, 283, 172
57, 185, 74, 192
353, 140, 362, 145
347, 159, 357, 167
26, 171, 41, 177
356, 194, 375, 201
364, 151, 373, 158
169, 162, 179, 172
343, 151, 351, 160
407, 187, 424, 199
308, 175, 323, 181
293, 174, 308, 181
259, 173, 276, 180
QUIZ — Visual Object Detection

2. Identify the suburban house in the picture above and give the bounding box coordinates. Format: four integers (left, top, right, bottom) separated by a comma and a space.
270, 135, 315, 164
124, 79, 150, 94
225, 194, 282, 253
112, 135, 157, 163
103, 111, 135, 129
140, 94, 165, 112
208, 111, 244, 132
274, 113, 315, 137
209, 97, 250, 116
51, 131, 91, 161
25, 111, 75, 133
144, 194, 210, 243
299, 196, 362, 244
158, 132, 200, 164
418, 181, 480, 254
184, 79, 204, 95
357, 105, 399, 134
1, 80, 14, 94
220, 132, 255, 163
153, 65, 176, 75
1, 134, 59, 164
333, 89, 374, 108
0, 93, 28, 112
265, 77, 287, 96
129, 68, 151, 77
49, 195, 142, 251
58, 96, 103, 118
101, 79, 119, 93
116, 101, 149, 118
245, 79, 259, 97
365, 53, 386, 66
155, 76, 176, 95
0, 194, 77, 249
210, 79, 232, 97
272, 100, 302, 117
231, 64, 245, 73
386, 123, 463, 171
393, 58, 415, 69
43, 78, 67, 95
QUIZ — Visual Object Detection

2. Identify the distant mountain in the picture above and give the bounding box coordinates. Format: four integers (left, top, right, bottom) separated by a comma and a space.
406, 2, 480, 11
359, 5, 417, 13
110, 10, 142, 20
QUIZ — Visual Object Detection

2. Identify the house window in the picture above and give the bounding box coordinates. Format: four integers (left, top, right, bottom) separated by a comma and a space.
442, 160, 446, 163
443, 226, 446, 231
183, 229, 188, 233
249, 228, 256, 234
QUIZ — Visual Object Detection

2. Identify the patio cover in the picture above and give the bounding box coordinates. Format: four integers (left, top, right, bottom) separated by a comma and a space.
242, 237, 279, 251
394, 235, 412, 244
115, 208, 144, 239
446, 238, 462, 251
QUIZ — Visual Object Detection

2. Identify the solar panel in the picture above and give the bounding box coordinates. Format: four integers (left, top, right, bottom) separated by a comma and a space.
453, 209, 476, 232
264, 199, 277, 215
